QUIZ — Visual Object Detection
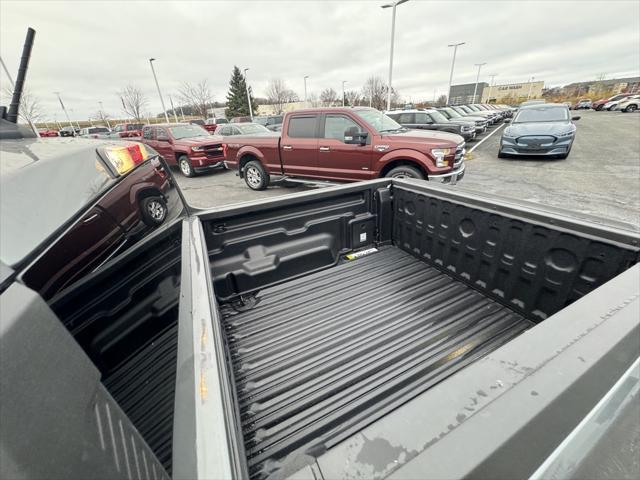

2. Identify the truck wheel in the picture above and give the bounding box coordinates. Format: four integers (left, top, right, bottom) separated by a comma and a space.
244, 160, 269, 190
140, 196, 167, 226
385, 165, 424, 180
178, 155, 195, 177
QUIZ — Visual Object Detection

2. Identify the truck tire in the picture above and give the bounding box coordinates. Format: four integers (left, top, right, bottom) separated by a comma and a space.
385, 165, 424, 180
244, 160, 270, 190
140, 196, 168, 226
178, 155, 195, 177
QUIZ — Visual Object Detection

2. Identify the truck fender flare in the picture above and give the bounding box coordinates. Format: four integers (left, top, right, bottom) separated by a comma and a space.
237, 146, 266, 177
129, 181, 165, 206
376, 149, 436, 177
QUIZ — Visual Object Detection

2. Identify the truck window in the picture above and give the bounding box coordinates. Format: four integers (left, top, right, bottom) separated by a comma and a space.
415, 112, 430, 124
288, 116, 317, 138
323, 115, 360, 142
156, 128, 169, 141
397, 113, 414, 124
142, 127, 154, 140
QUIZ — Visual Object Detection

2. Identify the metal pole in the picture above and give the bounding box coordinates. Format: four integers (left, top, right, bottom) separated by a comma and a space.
168, 94, 179, 122
527, 76, 535, 99
0, 54, 40, 137
55, 91, 75, 133
472, 62, 486, 103
179, 104, 186, 121
386, 4, 397, 111
486, 74, 497, 103
149, 58, 169, 122
304, 75, 308, 106
244, 68, 253, 121
447, 42, 465, 105
342, 80, 347, 106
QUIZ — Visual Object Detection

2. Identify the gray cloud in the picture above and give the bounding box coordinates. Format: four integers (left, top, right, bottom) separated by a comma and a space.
1, 0, 638, 120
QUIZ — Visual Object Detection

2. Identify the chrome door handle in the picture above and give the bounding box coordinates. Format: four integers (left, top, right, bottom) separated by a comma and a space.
282, 145, 293, 151
83, 212, 100, 224
319, 146, 330, 152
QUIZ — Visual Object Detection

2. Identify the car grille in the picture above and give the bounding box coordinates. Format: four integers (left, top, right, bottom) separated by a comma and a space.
454, 143, 465, 166
203, 144, 224, 159
518, 136, 556, 147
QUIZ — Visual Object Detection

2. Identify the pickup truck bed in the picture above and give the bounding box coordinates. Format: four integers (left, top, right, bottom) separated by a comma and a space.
223, 246, 532, 477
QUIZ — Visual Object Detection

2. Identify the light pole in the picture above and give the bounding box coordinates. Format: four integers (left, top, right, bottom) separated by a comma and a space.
304, 75, 309, 106
447, 41, 465, 105
243, 68, 254, 121
527, 76, 535, 99
1, 55, 40, 136
486, 74, 497, 103
149, 58, 169, 123
54, 92, 74, 131
168, 94, 179, 123
381, 0, 409, 112
342, 80, 347, 106
472, 62, 486, 103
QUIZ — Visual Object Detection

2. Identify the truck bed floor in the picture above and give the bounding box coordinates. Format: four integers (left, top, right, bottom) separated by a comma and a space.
221, 246, 534, 479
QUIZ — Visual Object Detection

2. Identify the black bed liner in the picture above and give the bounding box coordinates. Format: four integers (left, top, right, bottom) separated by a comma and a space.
221, 246, 534, 479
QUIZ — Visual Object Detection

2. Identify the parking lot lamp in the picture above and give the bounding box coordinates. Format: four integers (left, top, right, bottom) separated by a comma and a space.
473, 62, 486, 103
149, 58, 170, 123
527, 76, 535, 99
304, 75, 309, 106
168, 94, 179, 123
447, 42, 465, 104
381, 0, 409, 112
243, 68, 254, 121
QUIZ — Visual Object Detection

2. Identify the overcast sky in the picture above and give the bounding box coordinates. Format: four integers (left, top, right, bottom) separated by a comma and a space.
1, 0, 639, 120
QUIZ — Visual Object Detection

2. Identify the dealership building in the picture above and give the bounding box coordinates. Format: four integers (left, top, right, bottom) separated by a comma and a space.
449, 80, 545, 104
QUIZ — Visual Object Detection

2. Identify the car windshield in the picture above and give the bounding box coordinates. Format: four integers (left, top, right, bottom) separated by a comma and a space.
353, 109, 404, 133
442, 108, 462, 119
458, 106, 473, 113
169, 124, 210, 139
514, 106, 570, 123
0, 147, 115, 266
429, 111, 450, 123
237, 124, 270, 134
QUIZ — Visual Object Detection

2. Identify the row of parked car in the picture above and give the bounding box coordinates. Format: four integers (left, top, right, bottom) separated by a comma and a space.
573, 93, 640, 112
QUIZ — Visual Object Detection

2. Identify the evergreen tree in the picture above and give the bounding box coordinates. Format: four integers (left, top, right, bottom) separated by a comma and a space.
225, 66, 257, 118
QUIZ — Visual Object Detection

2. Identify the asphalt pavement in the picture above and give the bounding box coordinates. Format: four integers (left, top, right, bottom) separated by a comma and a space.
176, 110, 639, 228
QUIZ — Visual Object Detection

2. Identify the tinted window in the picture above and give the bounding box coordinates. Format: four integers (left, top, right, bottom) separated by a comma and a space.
268, 116, 283, 125
127, 124, 143, 131
397, 113, 414, 124
414, 113, 430, 124
288, 116, 317, 138
323, 115, 361, 141
89, 127, 109, 134
142, 127, 154, 140
216, 118, 229, 124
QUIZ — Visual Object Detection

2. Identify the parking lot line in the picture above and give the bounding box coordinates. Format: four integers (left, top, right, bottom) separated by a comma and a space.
468, 123, 506, 153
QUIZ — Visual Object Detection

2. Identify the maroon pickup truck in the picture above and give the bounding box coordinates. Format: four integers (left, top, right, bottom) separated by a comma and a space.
224, 107, 465, 190
140, 123, 225, 177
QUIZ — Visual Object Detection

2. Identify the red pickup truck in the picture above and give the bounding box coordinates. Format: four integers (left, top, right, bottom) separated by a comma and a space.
140, 123, 225, 177
224, 107, 465, 190
111, 123, 144, 138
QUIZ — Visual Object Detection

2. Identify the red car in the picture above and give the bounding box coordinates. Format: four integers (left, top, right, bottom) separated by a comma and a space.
224, 107, 465, 189
111, 122, 144, 138
38, 128, 58, 137
139, 123, 225, 177
1, 138, 182, 300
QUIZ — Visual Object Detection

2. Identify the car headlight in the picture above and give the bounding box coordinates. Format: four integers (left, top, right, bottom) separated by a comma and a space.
558, 130, 575, 137
431, 148, 451, 167
191, 146, 204, 152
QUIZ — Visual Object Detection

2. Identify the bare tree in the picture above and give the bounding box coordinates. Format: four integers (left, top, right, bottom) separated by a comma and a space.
345, 90, 361, 106
265, 79, 299, 113
361, 76, 401, 110
92, 110, 111, 125
117, 84, 148, 121
436, 94, 448, 107
1, 86, 44, 123
178, 79, 214, 118
307, 92, 321, 108
320, 87, 338, 107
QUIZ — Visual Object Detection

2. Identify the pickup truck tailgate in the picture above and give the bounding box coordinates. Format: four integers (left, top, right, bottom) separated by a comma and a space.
221, 246, 533, 479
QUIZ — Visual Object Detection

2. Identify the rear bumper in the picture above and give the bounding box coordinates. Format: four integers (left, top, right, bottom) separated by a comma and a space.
430, 162, 465, 184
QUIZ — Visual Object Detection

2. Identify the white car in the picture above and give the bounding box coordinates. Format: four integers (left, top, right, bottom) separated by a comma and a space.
614, 95, 640, 113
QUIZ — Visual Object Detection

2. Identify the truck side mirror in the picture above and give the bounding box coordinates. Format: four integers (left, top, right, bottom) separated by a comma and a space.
344, 127, 368, 145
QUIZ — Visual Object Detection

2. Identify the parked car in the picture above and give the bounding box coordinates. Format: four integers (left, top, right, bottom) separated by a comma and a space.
254, 115, 284, 131
520, 100, 546, 107
216, 122, 274, 136
204, 117, 229, 133
139, 123, 225, 177
466, 104, 502, 123
230, 116, 252, 123
499, 103, 580, 159
385, 109, 477, 141
78, 126, 110, 139
38, 128, 58, 137
437, 106, 489, 133
58, 125, 79, 137
615, 95, 640, 112
452, 105, 498, 124
573, 99, 592, 110
110, 123, 144, 138
224, 107, 465, 190
592, 93, 634, 111
0, 136, 181, 300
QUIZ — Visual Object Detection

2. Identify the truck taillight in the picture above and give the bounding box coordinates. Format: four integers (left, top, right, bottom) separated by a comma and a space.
101, 143, 149, 176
